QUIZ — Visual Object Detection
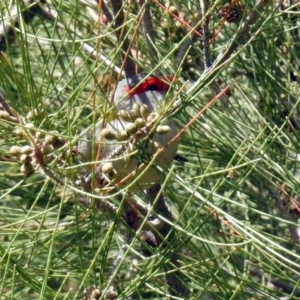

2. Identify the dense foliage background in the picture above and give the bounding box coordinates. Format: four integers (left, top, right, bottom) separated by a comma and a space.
1, 0, 300, 299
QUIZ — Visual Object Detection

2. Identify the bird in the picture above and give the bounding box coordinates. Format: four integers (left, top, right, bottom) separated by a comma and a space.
78, 74, 179, 191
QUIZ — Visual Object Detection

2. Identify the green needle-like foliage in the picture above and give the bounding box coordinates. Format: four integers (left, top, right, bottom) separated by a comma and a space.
1, 0, 300, 299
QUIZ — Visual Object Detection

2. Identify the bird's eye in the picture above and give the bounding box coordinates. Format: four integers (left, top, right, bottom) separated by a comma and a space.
146, 83, 158, 91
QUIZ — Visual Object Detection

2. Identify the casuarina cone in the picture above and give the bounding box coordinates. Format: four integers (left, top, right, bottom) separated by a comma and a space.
78, 74, 178, 190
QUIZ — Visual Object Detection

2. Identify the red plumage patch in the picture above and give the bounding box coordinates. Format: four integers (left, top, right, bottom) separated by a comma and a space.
125, 76, 174, 97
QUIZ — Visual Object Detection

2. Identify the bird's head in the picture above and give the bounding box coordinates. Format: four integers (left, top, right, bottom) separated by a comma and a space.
111, 74, 175, 112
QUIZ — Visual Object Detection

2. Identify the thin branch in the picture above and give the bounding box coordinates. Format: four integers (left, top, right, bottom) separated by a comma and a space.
152, 0, 202, 37
0, 93, 12, 115
138, 0, 158, 65
0, 0, 45, 52
98, 0, 113, 23
212, 0, 271, 72
183, 0, 271, 104
250, 267, 300, 297
32, 3, 125, 75
199, 0, 211, 70
175, 10, 203, 68
268, 185, 300, 247
110, 0, 136, 77
146, 184, 190, 298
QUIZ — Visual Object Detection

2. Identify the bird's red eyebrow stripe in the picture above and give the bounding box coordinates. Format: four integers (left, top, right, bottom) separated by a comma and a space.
124, 76, 174, 97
